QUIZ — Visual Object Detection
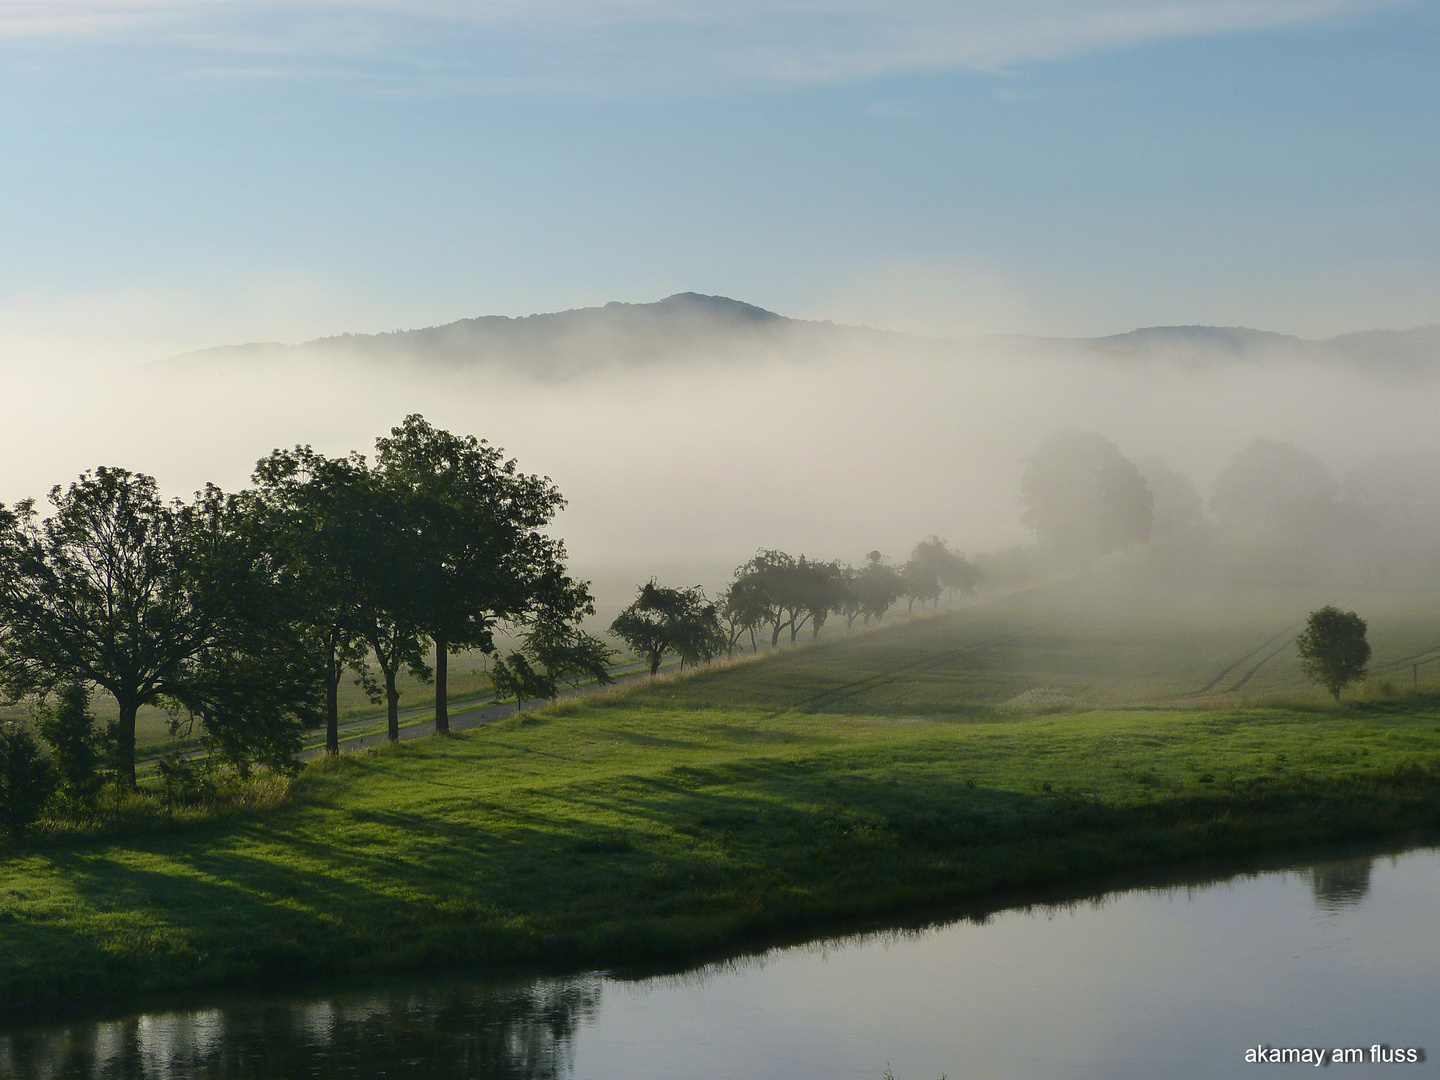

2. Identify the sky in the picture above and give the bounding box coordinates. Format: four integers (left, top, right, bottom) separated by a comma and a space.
2, 0, 1438, 362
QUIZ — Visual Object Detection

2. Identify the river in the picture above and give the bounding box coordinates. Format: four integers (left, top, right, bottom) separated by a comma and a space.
3, 846, 1437, 1079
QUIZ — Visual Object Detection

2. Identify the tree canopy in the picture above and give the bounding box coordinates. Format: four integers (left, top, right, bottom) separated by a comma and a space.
374, 415, 570, 734
611, 581, 726, 675
1020, 432, 1153, 562
0, 469, 317, 785
1296, 606, 1370, 700
1211, 438, 1339, 541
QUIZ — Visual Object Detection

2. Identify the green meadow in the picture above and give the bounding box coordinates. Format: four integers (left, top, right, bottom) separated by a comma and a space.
3, 579, 1440, 1013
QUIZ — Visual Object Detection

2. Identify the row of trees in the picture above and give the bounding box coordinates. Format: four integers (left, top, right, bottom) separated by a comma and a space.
1019, 431, 1440, 566
0, 415, 609, 806
609, 538, 981, 675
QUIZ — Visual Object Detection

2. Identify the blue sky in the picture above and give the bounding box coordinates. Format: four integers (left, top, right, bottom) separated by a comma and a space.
1, 0, 1437, 354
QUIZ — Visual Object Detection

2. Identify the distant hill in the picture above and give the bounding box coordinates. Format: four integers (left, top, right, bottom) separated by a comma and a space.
159, 293, 886, 381
1081, 325, 1309, 361
158, 294, 1440, 379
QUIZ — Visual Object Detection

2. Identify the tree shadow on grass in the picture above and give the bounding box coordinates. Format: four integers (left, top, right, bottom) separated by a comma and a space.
10, 751, 1440, 1019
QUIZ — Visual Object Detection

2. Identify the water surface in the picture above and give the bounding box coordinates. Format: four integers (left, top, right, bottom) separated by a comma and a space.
5, 847, 1438, 1079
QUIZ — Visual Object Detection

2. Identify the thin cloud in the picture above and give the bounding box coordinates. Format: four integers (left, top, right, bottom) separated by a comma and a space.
0, 0, 1402, 86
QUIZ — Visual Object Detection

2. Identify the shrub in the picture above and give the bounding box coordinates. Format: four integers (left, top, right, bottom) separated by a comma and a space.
36, 681, 107, 806
0, 723, 57, 837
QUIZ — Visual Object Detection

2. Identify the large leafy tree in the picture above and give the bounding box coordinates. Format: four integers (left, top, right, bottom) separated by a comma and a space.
1020, 432, 1153, 562
375, 415, 569, 735
349, 470, 432, 743
0, 468, 315, 784
728, 550, 793, 647
1212, 438, 1340, 540
251, 448, 376, 755
163, 485, 323, 772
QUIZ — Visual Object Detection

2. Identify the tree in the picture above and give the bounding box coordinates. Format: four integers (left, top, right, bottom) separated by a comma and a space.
0, 468, 315, 785
375, 415, 569, 736
726, 550, 844, 645
1211, 439, 1339, 540
1343, 450, 1440, 557
490, 652, 555, 711
1296, 606, 1370, 700
163, 485, 324, 773
1136, 458, 1205, 539
852, 551, 904, 625
729, 550, 795, 647
900, 556, 940, 613
0, 723, 56, 837
349, 470, 432, 744
908, 537, 981, 603
512, 571, 614, 696
492, 602, 613, 711
722, 574, 770, 652
791, 557, 846, 640
610, 581, 725, 675
1020, 432, 1153, 562
251, 448, 375, 755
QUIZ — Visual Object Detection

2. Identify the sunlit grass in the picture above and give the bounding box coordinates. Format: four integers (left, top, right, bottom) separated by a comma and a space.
3, 583, 1440, 1013
3, 685, 1439, 1012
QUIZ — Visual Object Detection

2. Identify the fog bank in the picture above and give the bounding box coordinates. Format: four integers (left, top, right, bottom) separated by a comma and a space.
6, 302, 1440, 611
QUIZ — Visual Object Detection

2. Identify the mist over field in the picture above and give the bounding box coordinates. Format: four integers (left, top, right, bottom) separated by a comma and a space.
6, 294, 1440, 616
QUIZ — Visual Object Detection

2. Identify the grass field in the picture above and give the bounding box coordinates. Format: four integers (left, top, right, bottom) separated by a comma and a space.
3, 578, 1440, 1014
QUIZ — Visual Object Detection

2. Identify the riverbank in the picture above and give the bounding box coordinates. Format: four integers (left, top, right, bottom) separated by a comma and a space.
3, 679, 1440, 1013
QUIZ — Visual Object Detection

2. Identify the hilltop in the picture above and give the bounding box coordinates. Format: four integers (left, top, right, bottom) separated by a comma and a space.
157, 293, 1440, 380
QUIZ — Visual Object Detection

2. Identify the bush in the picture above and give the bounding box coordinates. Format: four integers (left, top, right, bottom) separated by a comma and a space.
36, 681, 107, 806
157, 750, 215, 808
0, 723, 57, 837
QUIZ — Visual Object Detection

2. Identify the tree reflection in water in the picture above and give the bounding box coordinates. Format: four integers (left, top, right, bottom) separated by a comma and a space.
0, 977, 601, 1080
1308, 856, 1373, 911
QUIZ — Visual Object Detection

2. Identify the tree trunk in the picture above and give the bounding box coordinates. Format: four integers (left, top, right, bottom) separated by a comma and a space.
434, 639, 449, 735
116, 698, 139, 788
325, 673, 339, 755
649, 651, 661, 676
325, 639, 340, 755
771, 622, 782, 648
386, 671, 400, 742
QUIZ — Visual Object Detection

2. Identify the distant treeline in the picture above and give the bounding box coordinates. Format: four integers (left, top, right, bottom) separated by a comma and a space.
0, 415, 611, 833
609, 540, 981, 677
981, 431, 1440, 587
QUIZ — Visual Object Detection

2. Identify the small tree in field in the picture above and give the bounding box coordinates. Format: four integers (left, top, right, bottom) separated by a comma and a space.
1296, 606, 1370, 700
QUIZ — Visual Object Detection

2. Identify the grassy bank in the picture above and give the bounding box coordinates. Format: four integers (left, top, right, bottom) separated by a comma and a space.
4, 685, 1440, 1012
5, 585, 1440, 1014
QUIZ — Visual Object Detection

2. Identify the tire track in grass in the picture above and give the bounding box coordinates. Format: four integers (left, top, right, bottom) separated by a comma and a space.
1368, 644, 1440, 674
1189, 619, 1307, 696
789, 632, 1024, 715
1226, 634, 1304, 692
1191, 585, 1375, 696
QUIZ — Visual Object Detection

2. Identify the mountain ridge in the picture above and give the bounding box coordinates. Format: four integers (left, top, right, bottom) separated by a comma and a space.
158, 293, 1440, 379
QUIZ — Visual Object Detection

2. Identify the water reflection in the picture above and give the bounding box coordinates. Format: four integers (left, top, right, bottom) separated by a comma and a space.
4, 846, 1437, 1080
0, 978, 600, 1080
1308, 856, 1374, 910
